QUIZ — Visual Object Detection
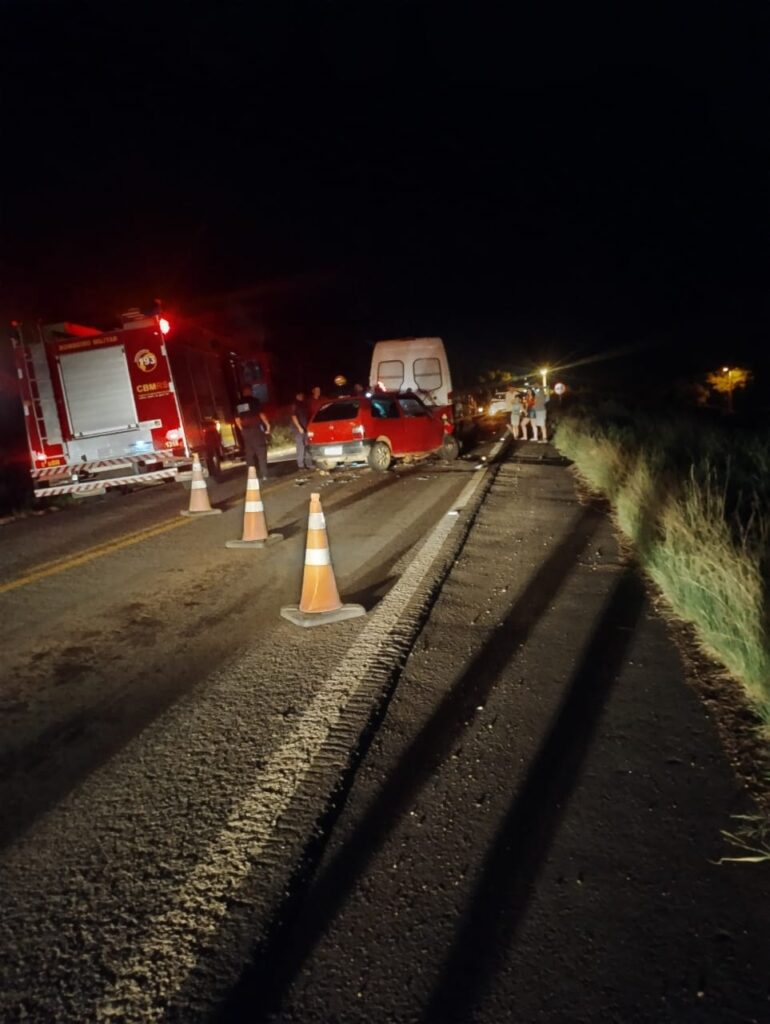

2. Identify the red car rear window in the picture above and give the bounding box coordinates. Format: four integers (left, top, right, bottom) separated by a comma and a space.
313, 400, 360, 422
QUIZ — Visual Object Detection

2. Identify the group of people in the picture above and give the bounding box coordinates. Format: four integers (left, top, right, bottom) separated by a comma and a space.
237, 378, 363, 480
235, 386, 323, 479
236, 377, 550, 483
505, 385, 549, 443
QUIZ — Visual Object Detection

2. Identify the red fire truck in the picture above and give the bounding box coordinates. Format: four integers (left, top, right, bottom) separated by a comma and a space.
12, 310, 271, 497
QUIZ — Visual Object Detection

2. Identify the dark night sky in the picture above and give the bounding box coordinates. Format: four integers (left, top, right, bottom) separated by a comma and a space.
2, 0, 769, 391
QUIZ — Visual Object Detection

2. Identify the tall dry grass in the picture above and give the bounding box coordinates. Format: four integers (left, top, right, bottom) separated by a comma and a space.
555, 407, 770, 723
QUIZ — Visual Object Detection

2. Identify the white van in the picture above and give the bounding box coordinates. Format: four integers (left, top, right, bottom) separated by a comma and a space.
369, 337, 452, 412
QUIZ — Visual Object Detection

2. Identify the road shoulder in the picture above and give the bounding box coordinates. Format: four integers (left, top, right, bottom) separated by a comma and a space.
238, 455, 770, 1024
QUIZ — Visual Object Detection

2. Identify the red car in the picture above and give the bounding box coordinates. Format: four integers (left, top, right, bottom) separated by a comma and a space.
306, 392, 459, 471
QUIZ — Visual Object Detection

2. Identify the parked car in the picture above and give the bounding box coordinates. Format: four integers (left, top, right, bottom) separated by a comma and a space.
485, 391, 512, 417
306, 392, 459, 471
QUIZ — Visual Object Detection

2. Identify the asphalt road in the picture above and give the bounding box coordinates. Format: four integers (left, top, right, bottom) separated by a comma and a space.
0, 434, 502, 1021
2, 435, 768, 1023
235, 456, 770, 1024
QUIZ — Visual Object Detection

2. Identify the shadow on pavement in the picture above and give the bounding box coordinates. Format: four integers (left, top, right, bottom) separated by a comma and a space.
219, 503, 603, 1022
420, 566, 647, 1023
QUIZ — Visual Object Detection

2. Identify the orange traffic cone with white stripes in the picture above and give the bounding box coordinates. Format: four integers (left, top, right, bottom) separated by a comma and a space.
180, 453, 222, 516
281, 492, 365, 627
226, 466, 283, 548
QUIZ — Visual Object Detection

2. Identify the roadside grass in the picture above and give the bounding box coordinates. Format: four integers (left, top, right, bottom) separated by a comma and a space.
554, 407, 770, 726
647, 478, 770, 707
269, 424, 296, 449
719, 812, 770, 865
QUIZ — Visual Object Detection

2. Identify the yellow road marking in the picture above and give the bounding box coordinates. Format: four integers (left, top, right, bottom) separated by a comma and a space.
1, 469, 355, 595
0, 516, 194, 595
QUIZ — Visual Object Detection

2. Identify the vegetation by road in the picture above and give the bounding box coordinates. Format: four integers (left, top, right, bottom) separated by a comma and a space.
554, 406, 770, 730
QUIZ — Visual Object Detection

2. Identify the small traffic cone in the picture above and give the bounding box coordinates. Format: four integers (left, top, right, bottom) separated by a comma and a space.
226, 466, 283, 548
180, 453, 222, 516
281, 492, 365, 627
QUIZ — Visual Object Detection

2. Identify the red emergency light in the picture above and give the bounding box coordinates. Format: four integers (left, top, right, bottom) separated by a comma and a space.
158, 317, 171, 336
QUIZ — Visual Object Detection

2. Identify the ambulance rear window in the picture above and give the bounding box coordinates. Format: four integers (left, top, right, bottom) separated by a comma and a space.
376, 360, 404, 390
414, 357, 442, 393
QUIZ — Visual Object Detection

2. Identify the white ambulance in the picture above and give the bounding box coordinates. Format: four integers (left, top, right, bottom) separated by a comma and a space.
369, 337, 453, 415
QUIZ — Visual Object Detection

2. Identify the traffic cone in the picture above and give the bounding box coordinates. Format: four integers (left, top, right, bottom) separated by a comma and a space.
180, 453, 222, 516
281, 492, 366, 627
226, 466, 283, 548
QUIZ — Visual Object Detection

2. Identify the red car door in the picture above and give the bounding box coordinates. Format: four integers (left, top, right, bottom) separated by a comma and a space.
368, 395, 406, 453
397, 395, 439, 453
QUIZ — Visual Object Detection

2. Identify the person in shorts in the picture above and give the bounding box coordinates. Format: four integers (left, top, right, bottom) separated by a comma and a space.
533, 388, 549, 442
504, 385, 518, 439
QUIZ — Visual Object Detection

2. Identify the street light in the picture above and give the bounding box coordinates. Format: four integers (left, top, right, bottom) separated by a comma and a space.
540, 367, 549, 390
722, 366, 734, 414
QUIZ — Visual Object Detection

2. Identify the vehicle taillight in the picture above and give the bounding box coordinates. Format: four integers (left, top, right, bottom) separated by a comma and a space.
158, 317, 171, 335
352, 423, 365, 437
307, 429, 314, 441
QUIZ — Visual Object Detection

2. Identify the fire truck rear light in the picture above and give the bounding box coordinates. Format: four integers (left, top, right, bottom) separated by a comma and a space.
166, 428, 182, 442
158, 317, 171, 335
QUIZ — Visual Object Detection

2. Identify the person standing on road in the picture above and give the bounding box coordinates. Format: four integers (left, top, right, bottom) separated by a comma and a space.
514, 391, 528, 439
533, 387, 549, 442
504, 385, 518, 439
514, 390, 530, 440
290, 390, 312, 470
235, 387, 271, 481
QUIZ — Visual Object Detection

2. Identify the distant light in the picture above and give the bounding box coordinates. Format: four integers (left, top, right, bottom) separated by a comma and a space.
159, 317, 171, 335
722, 366, 729, 372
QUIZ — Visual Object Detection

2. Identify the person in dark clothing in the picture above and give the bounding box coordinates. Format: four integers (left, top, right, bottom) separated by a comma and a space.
235, 388, 271, 481
290, 390, 312, 469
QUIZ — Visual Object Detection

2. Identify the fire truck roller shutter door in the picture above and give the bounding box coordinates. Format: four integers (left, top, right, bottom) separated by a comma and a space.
58, 347, 138, 436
